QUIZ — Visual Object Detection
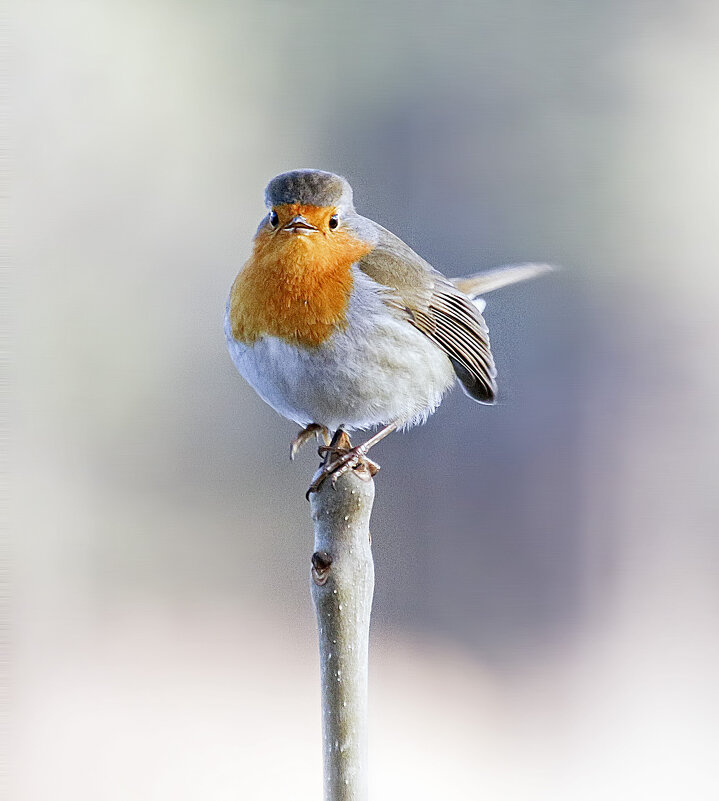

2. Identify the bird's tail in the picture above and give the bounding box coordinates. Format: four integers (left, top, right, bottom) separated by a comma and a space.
452, 263, 554, 300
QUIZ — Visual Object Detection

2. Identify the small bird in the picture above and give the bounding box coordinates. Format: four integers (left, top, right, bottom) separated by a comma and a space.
226, 169, 550, 493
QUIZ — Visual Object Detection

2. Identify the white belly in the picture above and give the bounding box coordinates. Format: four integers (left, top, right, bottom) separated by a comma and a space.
225, 269, 455, 431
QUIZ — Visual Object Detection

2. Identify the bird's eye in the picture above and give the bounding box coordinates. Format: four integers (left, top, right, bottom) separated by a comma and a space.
328, 214, 339, 230
269, 210, 279, 227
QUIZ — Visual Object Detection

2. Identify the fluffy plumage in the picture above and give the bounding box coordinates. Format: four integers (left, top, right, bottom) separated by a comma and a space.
226, 169, 548, 431
228, 203, 372, 347
226, 268, 455, 431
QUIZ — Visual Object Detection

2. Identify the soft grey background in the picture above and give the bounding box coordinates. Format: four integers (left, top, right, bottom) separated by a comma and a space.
12, 0, 719, 798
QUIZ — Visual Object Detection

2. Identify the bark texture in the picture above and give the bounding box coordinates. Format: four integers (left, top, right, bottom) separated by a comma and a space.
310, 471, 375, 801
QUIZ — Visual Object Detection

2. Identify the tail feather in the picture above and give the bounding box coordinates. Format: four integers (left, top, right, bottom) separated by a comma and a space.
452, 263, 554, 299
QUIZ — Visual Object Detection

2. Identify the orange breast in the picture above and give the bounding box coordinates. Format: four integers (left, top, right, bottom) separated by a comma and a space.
229, 215, 373, 348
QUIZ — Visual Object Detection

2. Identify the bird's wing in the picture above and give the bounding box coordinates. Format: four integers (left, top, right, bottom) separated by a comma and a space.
356, 225, 497, 403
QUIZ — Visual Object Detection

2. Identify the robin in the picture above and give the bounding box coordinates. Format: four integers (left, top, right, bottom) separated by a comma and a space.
225, 169, 551, 493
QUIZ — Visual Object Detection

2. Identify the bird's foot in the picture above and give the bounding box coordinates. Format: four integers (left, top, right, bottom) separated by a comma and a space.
305, 422, 399, 499
318, 442, 380, 484
307, 446, 379, 498
290, 423, 331, 460
306, 429, 379, 498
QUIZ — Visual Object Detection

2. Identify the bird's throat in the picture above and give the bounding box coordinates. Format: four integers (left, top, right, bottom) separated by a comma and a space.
229, 227, 373, 347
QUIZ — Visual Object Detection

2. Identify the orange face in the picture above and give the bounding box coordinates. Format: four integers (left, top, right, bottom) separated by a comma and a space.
268, 203, 340, 235
229, 204, 373, 348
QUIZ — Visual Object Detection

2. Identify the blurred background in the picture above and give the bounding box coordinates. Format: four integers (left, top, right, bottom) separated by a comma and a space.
10, 0, 719, 798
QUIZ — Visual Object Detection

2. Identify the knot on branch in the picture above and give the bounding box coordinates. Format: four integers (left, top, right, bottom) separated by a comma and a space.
311, 550, 332, 585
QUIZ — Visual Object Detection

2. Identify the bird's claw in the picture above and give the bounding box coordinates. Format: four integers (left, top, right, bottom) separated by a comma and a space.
329, 451, 380, 485
306, 444, 379, 498
290, 423, 331, 460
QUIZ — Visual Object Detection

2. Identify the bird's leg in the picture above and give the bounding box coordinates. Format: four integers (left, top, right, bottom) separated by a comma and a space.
319, 426, 353, 459
306, 422, 399, 497
306, 427, 351, 498
290, 423, 331, 461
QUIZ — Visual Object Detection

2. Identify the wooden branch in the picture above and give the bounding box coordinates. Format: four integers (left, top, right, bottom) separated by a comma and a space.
310, 469, 375, 801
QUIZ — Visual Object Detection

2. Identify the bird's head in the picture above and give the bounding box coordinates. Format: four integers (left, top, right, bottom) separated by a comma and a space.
231, 170, 373, 347
260, 169, 357, 238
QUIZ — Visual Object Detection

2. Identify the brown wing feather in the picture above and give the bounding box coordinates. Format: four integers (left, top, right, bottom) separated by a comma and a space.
356, 224, 497, 404
425, 283, 497, 403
